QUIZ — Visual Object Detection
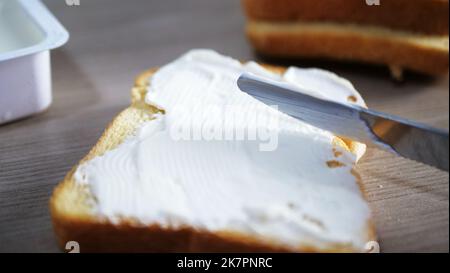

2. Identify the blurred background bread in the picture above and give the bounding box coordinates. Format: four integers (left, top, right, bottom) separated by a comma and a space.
242, 0, 449, 78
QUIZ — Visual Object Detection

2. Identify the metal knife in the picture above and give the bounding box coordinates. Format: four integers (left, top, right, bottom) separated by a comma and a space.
237, 72, 449, 172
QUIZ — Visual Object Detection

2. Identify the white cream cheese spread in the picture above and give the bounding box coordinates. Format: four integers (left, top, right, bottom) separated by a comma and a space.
74, 49, 372, 251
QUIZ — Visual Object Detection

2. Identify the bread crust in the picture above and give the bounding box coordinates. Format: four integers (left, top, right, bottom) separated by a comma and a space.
50, 66, 376, 253
246, 21, 449, 76
242, 0, 449, 35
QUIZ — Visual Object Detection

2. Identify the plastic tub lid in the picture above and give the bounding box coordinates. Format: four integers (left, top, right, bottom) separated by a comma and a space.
0, 0, 69, 62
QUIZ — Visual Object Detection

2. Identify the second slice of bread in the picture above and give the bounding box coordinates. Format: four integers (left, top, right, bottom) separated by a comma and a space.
246, 21, 449, 77
242, 0, 449, 35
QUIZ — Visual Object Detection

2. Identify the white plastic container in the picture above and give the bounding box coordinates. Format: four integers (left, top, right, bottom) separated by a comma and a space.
0, 0, 69, 124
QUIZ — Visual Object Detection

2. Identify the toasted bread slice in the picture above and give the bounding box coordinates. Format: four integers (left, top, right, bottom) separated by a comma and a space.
242, 0, 449, 35
246, 21, 449, 77
50, 65, 375, 253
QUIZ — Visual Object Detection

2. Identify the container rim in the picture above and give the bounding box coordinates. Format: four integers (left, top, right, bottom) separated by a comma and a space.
0, 0, 69, 62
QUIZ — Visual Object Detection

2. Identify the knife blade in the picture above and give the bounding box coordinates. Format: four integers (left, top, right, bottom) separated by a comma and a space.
237, 72, 449, 172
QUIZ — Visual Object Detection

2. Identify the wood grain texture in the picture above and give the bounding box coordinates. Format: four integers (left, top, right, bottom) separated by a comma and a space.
0, 0, 448, 252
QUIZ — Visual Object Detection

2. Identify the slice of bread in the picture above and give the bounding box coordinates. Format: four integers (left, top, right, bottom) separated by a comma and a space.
50, 65, 375, 253
242, 0, 449, 77
242, 0, 449, 35
246, 21, 449, 77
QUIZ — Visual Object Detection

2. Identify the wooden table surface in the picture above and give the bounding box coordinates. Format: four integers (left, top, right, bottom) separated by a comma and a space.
0, 0, 448, 253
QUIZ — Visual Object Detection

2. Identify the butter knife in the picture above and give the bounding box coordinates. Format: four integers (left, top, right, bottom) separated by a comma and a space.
237, 72, 449, 172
